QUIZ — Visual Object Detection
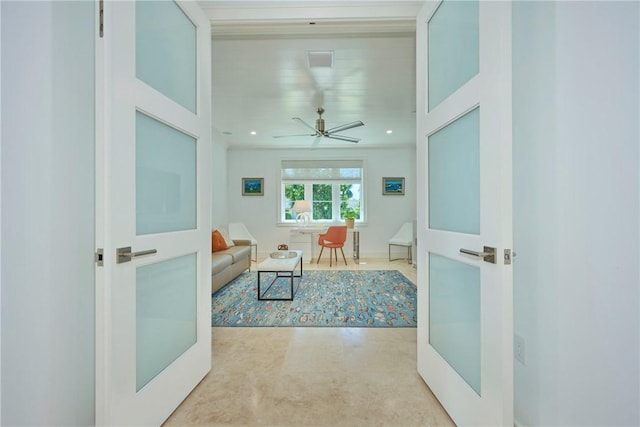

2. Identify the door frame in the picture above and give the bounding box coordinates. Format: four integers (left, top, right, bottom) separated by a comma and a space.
93, 0, 515, 423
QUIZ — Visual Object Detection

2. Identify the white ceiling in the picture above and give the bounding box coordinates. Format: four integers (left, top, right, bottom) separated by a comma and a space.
201, 1, 420, 149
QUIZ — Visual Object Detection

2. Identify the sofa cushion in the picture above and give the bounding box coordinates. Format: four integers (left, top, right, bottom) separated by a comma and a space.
211, 253, 232, 275
223, 245, 251, 263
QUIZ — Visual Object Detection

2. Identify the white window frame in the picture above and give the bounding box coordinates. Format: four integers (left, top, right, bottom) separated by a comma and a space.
279, 159, 365, 225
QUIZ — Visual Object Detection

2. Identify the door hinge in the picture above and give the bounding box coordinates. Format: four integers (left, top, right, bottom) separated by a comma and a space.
99, 0, 104, 38
95, 248, 104, 267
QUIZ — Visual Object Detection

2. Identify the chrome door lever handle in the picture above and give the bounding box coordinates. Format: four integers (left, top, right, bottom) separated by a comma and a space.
459, 248, 493, 257
116, 246, 157, 264
460, 246, 496, 264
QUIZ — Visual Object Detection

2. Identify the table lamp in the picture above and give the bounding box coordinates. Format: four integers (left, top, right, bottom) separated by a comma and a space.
292, 200, 312, 225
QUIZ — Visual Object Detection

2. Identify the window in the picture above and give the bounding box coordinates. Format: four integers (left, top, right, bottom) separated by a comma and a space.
281, 160, 364, 223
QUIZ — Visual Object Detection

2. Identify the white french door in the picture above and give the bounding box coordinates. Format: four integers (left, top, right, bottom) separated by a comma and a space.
416, 1, 513, 425
96, 1, 211, 425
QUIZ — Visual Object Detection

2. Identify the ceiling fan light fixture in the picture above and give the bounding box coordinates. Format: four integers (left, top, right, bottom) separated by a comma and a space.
307, 51, 333, 68
273, 107, 363, 145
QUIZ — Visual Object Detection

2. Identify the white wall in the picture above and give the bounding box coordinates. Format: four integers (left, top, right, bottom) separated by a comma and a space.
212, 139, 229, 228
513, 2, 639, 426
1, 1, 95, 425
226, 146, 416, 258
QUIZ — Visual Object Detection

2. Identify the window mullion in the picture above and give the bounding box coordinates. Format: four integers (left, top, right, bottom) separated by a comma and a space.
304, 184, 312, 201
333, 183, 341, 220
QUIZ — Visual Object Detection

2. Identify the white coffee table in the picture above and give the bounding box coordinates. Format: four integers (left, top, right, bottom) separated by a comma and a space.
256, 250, 303, 301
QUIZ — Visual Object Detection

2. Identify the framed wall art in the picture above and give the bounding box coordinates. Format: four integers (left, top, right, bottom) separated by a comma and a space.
242, 177, 264, 196
382, 177, 405, 195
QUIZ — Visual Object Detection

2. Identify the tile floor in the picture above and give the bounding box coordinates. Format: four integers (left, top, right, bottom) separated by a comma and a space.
163, 257, 455, 427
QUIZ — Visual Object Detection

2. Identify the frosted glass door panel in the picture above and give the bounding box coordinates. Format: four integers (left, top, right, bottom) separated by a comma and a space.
428, 0, 479, 110
429, 108, 479, 234
429, 253, 480, 395
136, 254, 197, 391
136, 0, 196, 113
136, 111, 196, 235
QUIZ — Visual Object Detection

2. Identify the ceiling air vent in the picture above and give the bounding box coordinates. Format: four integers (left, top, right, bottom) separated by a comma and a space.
307, 51, 333, 68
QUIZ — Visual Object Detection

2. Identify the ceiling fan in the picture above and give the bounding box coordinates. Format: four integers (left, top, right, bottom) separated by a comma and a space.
273, 107, 364, 144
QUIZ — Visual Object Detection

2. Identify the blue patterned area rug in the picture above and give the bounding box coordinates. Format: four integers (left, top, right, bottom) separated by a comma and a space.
211, 270, 417, 327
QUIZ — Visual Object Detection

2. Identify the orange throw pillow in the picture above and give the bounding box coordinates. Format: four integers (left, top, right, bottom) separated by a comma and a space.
211, 230, 228, 252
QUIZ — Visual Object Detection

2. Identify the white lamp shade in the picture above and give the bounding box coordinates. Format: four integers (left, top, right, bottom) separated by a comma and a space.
292, 200, 311, 214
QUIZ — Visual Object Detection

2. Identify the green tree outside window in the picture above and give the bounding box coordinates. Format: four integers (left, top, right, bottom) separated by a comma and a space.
340, 184, 361, 219
284, 184, 304, 220
312, 184, 332, 220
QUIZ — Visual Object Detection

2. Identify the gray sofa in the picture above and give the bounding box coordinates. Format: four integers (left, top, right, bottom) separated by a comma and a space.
211, 239, 252, 294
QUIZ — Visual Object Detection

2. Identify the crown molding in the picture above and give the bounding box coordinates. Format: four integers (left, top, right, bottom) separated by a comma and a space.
198, 1, 421, 36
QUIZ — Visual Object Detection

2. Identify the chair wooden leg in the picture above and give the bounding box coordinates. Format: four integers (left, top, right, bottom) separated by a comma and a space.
329, 248, 333, 267
317, 246, 325, 264
340, 248, 347, 265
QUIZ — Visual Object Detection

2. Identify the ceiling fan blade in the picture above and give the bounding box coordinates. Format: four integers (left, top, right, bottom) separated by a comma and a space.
325, 134, 360, 143
311, 136, 322, 147
326, 120, 364, 134
272, 133, 316, 138
292, 117, 320, 134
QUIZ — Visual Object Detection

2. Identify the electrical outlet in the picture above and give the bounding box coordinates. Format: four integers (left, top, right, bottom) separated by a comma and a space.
514, 334, 526, 365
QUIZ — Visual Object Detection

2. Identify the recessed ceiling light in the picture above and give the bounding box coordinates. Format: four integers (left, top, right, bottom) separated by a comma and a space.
250, 131, 257, 135
386, 130, 393, 134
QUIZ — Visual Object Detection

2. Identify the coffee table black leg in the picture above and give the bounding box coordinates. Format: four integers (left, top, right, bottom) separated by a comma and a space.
258, 271, 295, 301
292, 257, 302, 298
258, 271, 279, 300
257, 256, 303, 301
